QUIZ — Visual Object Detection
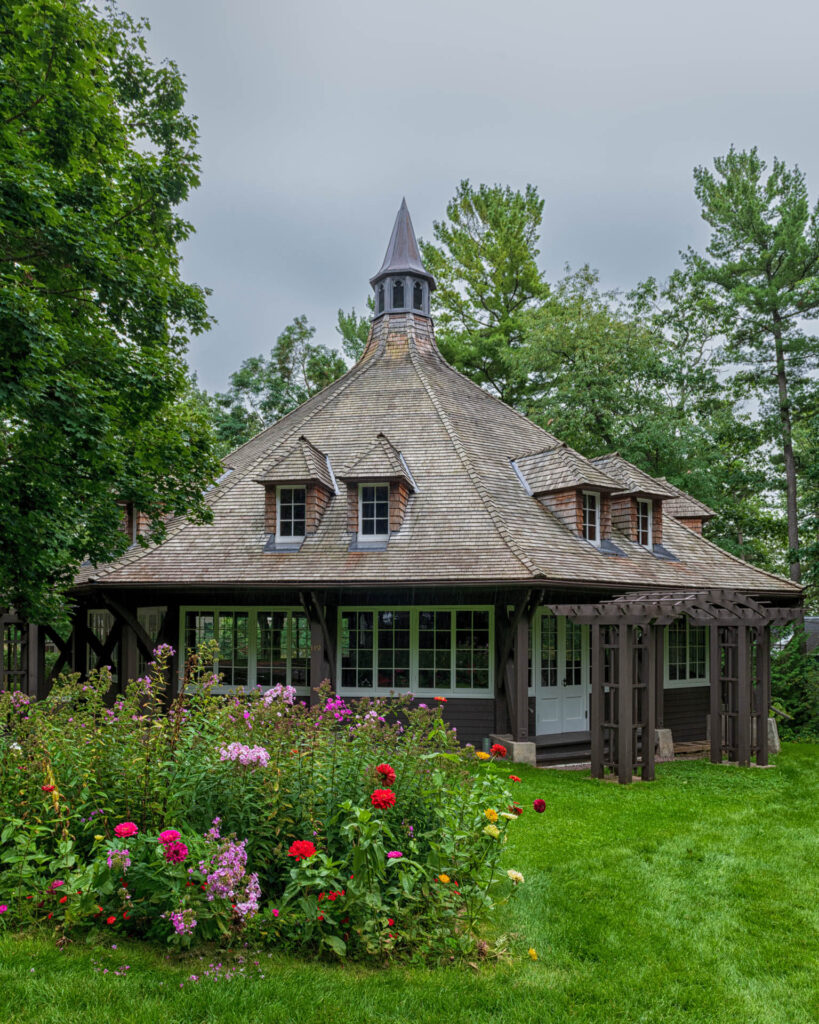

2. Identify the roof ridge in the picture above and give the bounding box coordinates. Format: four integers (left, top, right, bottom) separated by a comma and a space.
408, 339, 544, 579
86, 340, 388, 583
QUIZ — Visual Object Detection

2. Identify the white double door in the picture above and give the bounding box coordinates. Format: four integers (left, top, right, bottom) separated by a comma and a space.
531, 613, 590, 736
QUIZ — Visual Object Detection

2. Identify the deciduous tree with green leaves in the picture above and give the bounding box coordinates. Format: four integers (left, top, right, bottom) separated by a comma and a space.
689, 147, 819, 583
0, 0, 222, 623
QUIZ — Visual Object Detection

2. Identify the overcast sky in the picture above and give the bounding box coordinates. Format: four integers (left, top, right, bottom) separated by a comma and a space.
123, 0, 819, 393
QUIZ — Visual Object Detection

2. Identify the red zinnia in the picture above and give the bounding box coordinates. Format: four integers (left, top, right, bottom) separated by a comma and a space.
287, 840, 317, 861
163, 840, 189, 864
59, 896, 67, 904
371, 788, 396, 810
113, 822, 138, 839
490, 743, 507, 758
106, 915, 116, 925
41, 784, 56, 793
533, 798, 546, 813
508, 774, 521, 782
433, 696, 447, 702
509, 804, 524, 816
375, 763, 396, 785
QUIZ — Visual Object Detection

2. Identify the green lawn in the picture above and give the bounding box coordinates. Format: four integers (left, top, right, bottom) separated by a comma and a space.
2, 745, 818, 1024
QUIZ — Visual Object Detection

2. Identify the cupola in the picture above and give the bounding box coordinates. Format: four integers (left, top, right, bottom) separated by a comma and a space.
370, 199, 436, 318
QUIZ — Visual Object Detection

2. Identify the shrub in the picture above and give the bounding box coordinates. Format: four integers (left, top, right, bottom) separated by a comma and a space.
0, 647, 521, 958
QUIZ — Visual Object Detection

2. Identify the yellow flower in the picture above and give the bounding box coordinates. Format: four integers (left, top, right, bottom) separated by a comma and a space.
483, 823, 500, 838
475, 751, 490, 761
484, 808, 499, 823
500, 812, 517, 820
94, 834, 104, 841
528, 948, 538, 961
438, 873, 450, 884
507, 869, 524, 884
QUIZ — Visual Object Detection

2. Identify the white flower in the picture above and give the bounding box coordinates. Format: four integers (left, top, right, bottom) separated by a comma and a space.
507, 869, 524, 884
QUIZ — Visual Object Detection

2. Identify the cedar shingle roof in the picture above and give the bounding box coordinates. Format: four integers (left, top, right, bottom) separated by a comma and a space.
515, 444, 622, 495
254, 436, 334, 490
657, 478, 716, 521
590, 453, 676, 499
338, 433, 413, 488
75, 312, 799, 597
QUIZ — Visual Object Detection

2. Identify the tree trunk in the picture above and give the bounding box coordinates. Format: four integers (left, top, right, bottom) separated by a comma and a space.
772, 314, 801, 584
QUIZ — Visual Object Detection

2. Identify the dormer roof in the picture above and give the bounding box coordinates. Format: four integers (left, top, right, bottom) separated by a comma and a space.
656, 478, 716, 521
590, 453, 676, 500
515, 444, 622, 496
338, 433, 415, 490
254, 436, 334, 491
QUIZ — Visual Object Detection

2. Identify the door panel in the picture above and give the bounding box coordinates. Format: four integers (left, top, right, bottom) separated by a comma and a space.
531, 614, 589, 735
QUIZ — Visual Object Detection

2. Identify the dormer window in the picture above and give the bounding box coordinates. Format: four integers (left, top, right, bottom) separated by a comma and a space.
582, 491, 600, 545
277, 486, 306, 541
359, 484, 390, 539
637, 499, 653, 548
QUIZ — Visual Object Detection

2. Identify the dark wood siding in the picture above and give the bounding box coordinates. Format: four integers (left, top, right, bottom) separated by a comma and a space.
439, 698, 495, 747
664, 686, 709, 741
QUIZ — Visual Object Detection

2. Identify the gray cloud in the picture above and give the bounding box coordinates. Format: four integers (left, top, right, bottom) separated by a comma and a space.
125, 0, 819, 391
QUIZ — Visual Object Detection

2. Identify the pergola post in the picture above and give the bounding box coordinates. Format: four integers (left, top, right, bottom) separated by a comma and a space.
642, 626, 657, 781
756, 624, 770, 766
709, 623, 722, 764
736, 625, 751, 767
590, 623, 604, 779
617, 623, 633, 784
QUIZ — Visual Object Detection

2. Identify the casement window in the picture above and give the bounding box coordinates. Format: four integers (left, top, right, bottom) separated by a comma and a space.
277, 486, 306, 540
665, 619, 708, 688
181, 607, 310, 692
338, 607, 494, 695
637, 499, 653, 548
582, 491, 600, 545
359, 484, 390, 539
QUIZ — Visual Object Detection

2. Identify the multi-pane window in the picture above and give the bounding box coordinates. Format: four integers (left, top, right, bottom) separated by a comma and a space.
637, 499, 653, 548
455, 610, 491, 690
666, 619, 708, 686
136, 606, 167, 677
256, 611, 311, 688
339, 608, 493, 693
540, 612, 558, 687
564, 621, 583, 685
582, 491, 600, 544
182, 608, 308, 690
278, 487, 306, 539
418, 610, 453, 689
359, 484, 389, 537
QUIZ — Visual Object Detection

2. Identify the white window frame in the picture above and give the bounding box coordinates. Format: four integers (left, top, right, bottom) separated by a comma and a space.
337, 606, 495, 698
582, 491, 601, 546
358, 482, 390, 544
179, 606, 311, 695
663, 620, 710, 689
276, 485, 306, 542
528, 610, 590, 691
636, 498, 653, 549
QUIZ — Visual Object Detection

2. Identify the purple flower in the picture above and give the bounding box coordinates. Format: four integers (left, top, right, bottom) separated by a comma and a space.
386, 851, 403, 859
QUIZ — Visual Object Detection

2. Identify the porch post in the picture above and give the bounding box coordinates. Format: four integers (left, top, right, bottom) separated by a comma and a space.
617, 623, 633, 784
736, 625, 751, 767
654, 624, 664, 729
513, 611, 530, 742
709, 624, 722, 764
756, 624, 770, 766
642, 626, 657, 781
590, 623, 604, 779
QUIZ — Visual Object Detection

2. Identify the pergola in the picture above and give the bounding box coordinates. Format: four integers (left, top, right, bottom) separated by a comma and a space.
548, 589, 801, 784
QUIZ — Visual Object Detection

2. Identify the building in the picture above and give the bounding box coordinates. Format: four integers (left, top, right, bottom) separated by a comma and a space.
6, 201, 803, 782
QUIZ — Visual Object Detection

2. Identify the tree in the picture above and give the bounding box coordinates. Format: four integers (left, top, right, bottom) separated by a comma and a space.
0, 0, 222, 623
336, 302, 372, 363
209, 315, 347, 452
420, 180, 548, 405
689, 147, 819, 583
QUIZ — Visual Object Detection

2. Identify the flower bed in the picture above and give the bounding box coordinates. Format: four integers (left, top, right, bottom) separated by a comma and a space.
0, 646, 527, 959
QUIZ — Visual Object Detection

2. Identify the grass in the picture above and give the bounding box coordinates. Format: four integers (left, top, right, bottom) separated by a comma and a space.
1, 744, 818, 1024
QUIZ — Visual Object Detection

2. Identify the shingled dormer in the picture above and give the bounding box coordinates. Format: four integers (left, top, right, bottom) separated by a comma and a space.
590, 453, 676, 549
513, 444, 622, 548
656, 478, 716, 535
254, 436, 336, 549
338, 433, 416, 548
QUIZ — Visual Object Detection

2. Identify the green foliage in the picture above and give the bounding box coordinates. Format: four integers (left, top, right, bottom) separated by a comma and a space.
208, 315, 348, 452
421, 179, 548, 404
771, 627, 819, 738
0, 0, 222, 622
336, 302, 372, 363
0, 649, 519, 959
